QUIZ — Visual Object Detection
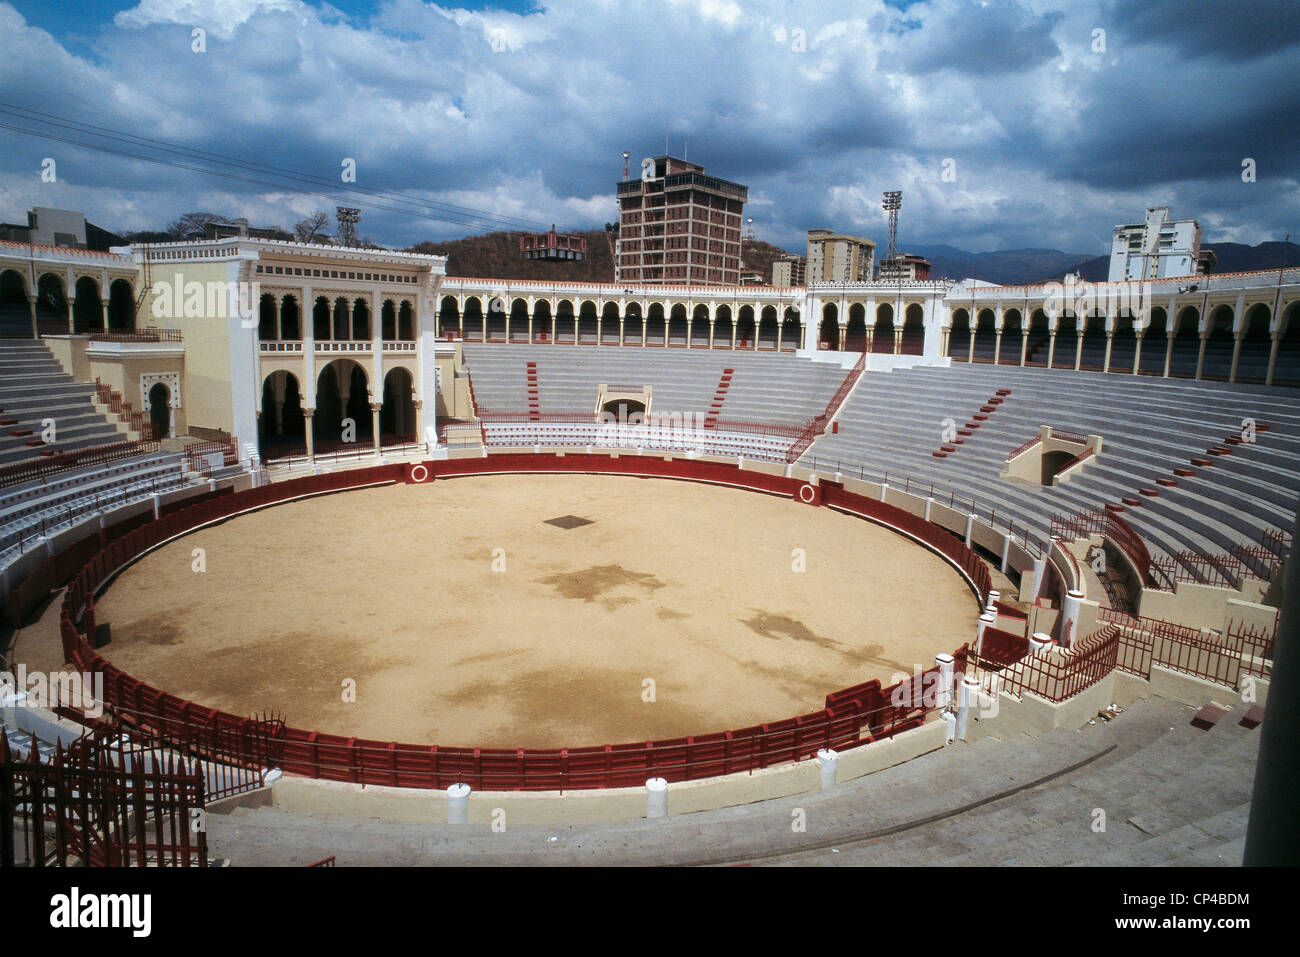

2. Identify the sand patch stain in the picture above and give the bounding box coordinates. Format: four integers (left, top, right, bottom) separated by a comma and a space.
656, 607, 690, 621
537, 564, 665, 603
741, 611, 838, 650
115, 616, 187, 647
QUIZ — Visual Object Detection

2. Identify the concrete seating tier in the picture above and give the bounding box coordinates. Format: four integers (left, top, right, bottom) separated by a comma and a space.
0, 341, 127, 464
805, 362, 1300, 573
462, 343, 847, 427
0, 451, 194, 563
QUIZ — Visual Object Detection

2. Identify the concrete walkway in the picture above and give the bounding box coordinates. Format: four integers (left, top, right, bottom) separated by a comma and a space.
205, 694, 1257, 866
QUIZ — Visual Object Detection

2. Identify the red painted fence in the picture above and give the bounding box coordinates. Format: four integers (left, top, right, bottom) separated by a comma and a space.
44, 454, 997, 792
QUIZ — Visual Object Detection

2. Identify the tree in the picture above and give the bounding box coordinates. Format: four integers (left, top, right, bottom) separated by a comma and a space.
294, 211, 331, 244
167, 211, 227, 240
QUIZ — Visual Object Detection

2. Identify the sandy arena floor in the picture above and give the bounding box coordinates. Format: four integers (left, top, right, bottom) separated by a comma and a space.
94, 474, 979, 748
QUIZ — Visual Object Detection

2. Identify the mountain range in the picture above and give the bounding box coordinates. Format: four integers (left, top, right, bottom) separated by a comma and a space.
403, 231, 1300, 287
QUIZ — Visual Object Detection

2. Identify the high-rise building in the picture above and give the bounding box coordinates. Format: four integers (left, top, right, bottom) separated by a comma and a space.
805, 230, 875, 283
771, 254, 806, 286
1109, 207, 1202, 282
616, 156, 748, 285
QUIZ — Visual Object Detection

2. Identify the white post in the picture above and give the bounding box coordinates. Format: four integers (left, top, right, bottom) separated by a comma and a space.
935, 653, 954, 708
976, 610, 996, 655
941, 710, 957, 744
985, 589, 1001, 615
151, 493, 161, 520
816, 748, 838, 788
880, 482, 888, 502
956, 676, 980, 741
1060, 588, 1085, 650
924, 496, 933, 522
1031, 555, 1047, 601
1029, 632, 1052, 654
446, 783, 470, 824
964, 511, 974, 544
646, 777, 668, 818
1000, 533, 1011, 573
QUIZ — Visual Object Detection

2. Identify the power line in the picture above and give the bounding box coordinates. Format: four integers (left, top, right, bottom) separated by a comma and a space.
0, 102, 548, 231
0, 104, 550, 235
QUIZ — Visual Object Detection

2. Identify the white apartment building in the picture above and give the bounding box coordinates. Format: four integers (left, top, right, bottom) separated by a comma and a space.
1109, 207, 1202, 282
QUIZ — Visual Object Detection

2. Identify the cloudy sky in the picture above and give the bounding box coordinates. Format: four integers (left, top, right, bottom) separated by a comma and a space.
1, 0, 1297, 255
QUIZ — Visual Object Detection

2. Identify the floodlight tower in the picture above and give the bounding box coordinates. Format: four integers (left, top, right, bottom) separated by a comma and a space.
622, 151, 630, 181
336, 206, 361, 247
882, 190, 902, 265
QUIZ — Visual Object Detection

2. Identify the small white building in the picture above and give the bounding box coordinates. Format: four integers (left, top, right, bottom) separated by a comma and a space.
1109, 207, 1202, 282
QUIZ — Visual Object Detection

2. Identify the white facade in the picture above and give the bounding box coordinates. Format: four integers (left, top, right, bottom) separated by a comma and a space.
1109, 207, 1201, 282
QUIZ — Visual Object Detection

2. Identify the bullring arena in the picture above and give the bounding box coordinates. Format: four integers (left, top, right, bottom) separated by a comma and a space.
94, 474, 977, 749
0, 238, 1295, 867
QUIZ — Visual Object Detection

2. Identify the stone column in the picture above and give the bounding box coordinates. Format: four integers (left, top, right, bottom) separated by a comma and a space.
1266, 333, 1281, 386
370, 402, 383, 453
730, 319, 737, 349
775, 320, 782, 352
619, 317, 626, 346
1019, 328, 1028, 366
709, 318, 717, 349
1195, 328, 1209, 380
838, 325, 846, 350
894, 328, 903, 355
66, 295, 74, 335
28, 296, 38, 339
1103, 331, 1114, 373
275, 297, 283, 340
1074, 326, 1084, 371
967, 326, 976, 362
1229, 330, 1245, 383
1132, 330, 1144, 375
413, 398, 426, 449
1047, 330, 1057, 367
303, 408, 315, 462
100, 301, 110, 333
1163, 329, 1175, 378
993, 328, 1002, 366
941, 327, 951, 357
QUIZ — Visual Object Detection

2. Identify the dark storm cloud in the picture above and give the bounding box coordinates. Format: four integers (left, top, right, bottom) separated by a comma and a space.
0, 0, 1295, 254
1102, 0, 1300, 61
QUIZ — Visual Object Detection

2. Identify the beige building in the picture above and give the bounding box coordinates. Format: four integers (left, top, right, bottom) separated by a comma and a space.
772, 255, 806, 286
806, 230, 875, 283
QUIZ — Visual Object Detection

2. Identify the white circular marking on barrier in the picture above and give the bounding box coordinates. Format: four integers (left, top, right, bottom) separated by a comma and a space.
798, 483, 816, 503
410, 464, 430, 483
